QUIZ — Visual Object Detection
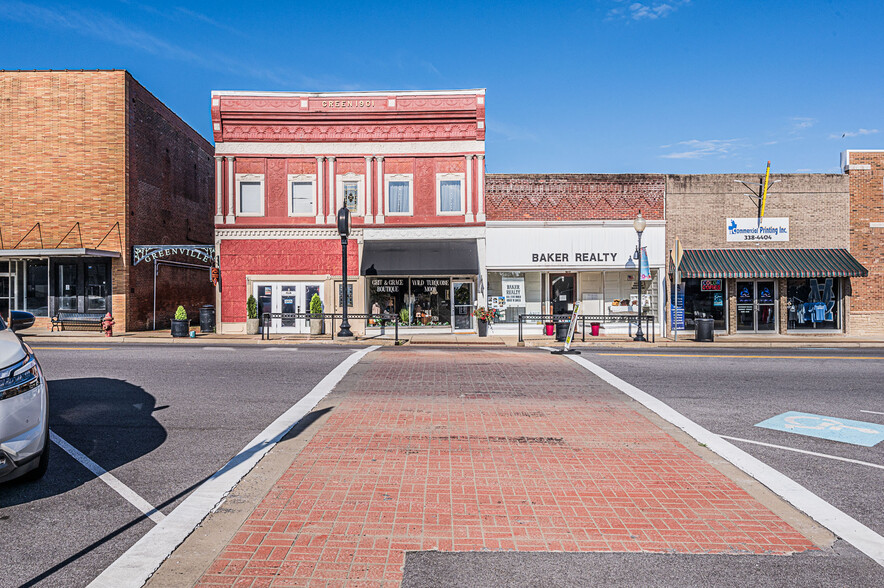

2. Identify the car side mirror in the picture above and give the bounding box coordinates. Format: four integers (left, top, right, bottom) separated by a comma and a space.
9, 311, 36, 332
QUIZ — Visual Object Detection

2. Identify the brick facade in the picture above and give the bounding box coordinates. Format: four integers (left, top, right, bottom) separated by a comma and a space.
0, 71, 214, 331
845, 151, 884, 335
485, 174, 664, 221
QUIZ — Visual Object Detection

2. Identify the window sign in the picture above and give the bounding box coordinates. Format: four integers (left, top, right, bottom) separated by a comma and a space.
758, 285, 774, 303
727, 218, 789, 242
738, 284, 753, 304
337, 283, 354, 308
701, 279, 722, 291
713, 292, 724, 307
501, 278, 525, 305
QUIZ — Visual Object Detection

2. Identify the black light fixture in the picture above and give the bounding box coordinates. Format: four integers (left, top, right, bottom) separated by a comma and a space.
633, 212, 647, 342
337, 206, 353, 337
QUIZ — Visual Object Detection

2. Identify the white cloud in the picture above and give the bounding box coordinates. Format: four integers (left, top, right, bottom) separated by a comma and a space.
790, 117, 816, 131
607, 0, 689, 21
659, 138, 744, 159
829, 128, 879, 139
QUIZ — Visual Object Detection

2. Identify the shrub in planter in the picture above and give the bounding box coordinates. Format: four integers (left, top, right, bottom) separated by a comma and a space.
246, 294, 260, 335
309, 293, 323, 335
399, 307, 409, 325
171, 305, 189, 338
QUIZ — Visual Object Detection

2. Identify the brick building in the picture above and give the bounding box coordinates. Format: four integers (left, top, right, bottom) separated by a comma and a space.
665, 173, 867, 335
0, 70, 215, 331
843, 150, 884, 335
211, 89, 486, 334
484, 174, 666, 336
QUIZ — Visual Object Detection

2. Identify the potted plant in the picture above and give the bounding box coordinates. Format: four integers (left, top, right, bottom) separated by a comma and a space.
309, 293, 323, 335
171, 305, 189, 338
472, 306, 498, 337
246, 294, 260, 335
399, 307, 409, 325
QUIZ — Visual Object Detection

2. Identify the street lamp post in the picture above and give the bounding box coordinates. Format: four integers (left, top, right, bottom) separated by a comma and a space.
337, 206, 353, 337
633, 212, 647, 342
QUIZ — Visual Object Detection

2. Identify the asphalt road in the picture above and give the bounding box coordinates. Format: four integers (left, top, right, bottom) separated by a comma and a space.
0, 343, 359, 588
584, 347, 884, 539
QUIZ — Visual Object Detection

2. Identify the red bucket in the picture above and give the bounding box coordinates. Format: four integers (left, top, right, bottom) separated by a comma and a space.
545, 323, 554, 336
591, 322, 601, 336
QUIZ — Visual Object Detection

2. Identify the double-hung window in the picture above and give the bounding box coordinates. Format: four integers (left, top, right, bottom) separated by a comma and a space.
288, 174, 316, 216
436, 173, 465, 215
236, 174, 264, 216
385, 174, 413, 215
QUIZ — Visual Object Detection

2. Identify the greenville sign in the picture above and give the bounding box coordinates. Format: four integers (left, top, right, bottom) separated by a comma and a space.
133, 245, 216, 265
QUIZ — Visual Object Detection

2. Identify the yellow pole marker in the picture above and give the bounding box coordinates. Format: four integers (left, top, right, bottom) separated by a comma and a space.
760, 160, 771, 219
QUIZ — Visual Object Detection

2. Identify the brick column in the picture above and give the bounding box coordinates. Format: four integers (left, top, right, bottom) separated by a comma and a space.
365, 156, 374, 223
225, 156, 236, 224
316, 156, 325, 224
214, 156, 223, 223
326, 156, 336, 223
477, 154, 486, 222
465, 155, 474, 223
376, 156, 385, 224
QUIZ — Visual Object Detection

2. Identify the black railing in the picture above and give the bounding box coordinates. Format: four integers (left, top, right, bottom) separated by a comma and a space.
517, 314, 655, 344
261, 312, 401, 343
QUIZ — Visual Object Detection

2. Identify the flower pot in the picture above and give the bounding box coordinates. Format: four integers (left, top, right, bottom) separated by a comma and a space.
545, 323, 555, 336
477, 319, 488, 337
310, 317, 323, 335
245, 318, 260, 335
170, 319, 189, 338
591, 322, 601, 337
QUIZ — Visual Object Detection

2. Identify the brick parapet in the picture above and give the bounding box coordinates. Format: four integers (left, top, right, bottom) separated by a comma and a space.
846, 152, 884, 329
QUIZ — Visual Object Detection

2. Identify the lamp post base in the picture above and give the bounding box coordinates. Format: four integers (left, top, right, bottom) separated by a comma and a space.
633, 329, 647, 342
337, 321, 354, 338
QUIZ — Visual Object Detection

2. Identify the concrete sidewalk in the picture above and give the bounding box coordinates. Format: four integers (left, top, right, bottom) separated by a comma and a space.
147, 348, 843, 587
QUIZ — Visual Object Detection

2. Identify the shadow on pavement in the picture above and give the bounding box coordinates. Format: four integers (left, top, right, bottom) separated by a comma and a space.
0, 377, 166, 507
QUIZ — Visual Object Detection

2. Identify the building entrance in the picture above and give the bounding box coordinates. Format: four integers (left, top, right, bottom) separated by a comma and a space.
254, 282, 323, 334
736, 280, 777, 332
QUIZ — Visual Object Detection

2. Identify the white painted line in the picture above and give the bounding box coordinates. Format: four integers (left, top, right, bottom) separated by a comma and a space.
50, 431, 165, 524
88, 345, 379, 588
861, 410, 884, 416
562, 354, 884, 568
719, 435, 884, 471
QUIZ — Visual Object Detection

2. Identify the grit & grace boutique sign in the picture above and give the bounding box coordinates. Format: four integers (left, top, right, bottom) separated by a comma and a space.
727, 218, 789, 242
485, 224, 665, 269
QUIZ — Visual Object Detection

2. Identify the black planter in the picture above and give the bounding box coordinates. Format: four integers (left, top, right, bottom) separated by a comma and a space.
171, 319, 190, 338
555, 321, 570, 342
477, 319, 488, 337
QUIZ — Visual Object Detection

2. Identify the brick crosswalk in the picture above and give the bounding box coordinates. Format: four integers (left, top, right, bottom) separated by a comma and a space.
197, 349, 815, 587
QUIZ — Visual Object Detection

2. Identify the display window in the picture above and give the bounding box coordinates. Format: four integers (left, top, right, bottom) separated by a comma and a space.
787, 278, 840, 330
487, 272, 543, 323
682, 278, 727, 330
367, 277, 452, 326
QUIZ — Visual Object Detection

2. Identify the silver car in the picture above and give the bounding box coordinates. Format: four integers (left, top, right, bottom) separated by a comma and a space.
0, 311, 49, 483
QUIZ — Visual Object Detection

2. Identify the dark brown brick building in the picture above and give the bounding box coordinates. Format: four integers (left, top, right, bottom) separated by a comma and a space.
0, 70, 214, 331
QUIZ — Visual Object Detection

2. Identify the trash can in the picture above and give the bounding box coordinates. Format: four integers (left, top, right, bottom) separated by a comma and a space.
591, 322, 601, 337
199, 305, 215, 334
555, 321, 570, 342
695, 318, 714, 342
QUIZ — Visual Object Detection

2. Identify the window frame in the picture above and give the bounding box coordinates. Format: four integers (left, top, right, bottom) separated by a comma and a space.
235, 173, 265, 217
435, 173, 465, 215
288, 174, 317, 217
335, 172, 365, 217
384, 173, 414, 216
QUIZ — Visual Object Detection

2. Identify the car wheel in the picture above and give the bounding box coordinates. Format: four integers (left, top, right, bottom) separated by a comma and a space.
21, 425, 50, 482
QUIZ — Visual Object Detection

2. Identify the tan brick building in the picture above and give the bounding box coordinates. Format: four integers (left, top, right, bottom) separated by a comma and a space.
665, 173, 867, 336
843, 150, 884, 335
0, 70, 215, 331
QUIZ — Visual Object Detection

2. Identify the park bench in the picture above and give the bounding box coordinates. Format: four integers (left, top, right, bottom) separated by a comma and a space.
51, 312, 104, 332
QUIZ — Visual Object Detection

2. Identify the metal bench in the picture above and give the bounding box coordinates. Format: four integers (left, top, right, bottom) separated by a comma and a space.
51, 312, 104, 332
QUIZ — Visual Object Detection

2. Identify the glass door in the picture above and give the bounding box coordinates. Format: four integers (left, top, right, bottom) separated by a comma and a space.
736, 281, 755, 331
256, 284, 273, 329
756, 281, 776, 331
279, 284, 299, 332
452, 281, 474, 331
550, 273, 576, 315
0, 263, 14, 320
57, 263, 79, 313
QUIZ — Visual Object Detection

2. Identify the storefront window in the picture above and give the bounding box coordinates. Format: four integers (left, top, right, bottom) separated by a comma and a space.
487, 272, 543, 323
787, 278, 839, 330
85, 263, 109, 312
682, 278, 726, 330
25, 260, 49, 317
367, 278, 452, 326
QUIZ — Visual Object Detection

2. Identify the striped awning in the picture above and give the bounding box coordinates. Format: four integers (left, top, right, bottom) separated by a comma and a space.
673, 248, 868, 279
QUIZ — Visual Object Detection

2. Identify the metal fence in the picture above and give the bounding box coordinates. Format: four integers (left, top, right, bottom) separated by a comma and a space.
260, 312, 401, 342
516, 314, 656, 344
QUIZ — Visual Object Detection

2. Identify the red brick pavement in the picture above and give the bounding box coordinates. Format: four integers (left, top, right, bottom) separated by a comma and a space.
196, 349, 816, 587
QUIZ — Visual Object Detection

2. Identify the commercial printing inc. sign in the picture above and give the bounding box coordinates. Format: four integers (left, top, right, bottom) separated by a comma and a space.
727, 218, 789, 242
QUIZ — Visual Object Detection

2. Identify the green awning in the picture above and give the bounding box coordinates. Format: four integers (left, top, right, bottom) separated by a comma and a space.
673, 248, 868, 279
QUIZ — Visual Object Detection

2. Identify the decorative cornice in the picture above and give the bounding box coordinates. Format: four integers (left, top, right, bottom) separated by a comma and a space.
217, 228, 364, 241
221, 123, 477, 142
215, 140, 485, 156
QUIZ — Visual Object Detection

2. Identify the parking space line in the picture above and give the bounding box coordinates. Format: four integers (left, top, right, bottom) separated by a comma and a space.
595, 352, 880, 360
861, 410, 884, 416
88, 345, 381, 588
32, 347, 110, 351
50, 431, 165, 524
719, 434, 884, 471
561, 354, 884, 568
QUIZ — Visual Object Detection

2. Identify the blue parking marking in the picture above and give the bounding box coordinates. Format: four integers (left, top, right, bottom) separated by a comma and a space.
755, 411, 884, 447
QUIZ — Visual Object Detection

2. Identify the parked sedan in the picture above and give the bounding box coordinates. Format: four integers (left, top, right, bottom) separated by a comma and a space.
0, 311, 49, 483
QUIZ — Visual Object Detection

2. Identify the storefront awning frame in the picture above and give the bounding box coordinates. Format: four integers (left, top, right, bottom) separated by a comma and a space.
361, 239, 479, 276
0, 248, 121, 259
672, 248, 868, 279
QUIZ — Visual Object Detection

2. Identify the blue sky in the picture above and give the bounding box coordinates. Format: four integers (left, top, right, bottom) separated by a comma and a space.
2, 0, 881, 174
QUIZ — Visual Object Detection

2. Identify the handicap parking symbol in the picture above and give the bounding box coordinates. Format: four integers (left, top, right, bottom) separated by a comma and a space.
755, 411, 884, 447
